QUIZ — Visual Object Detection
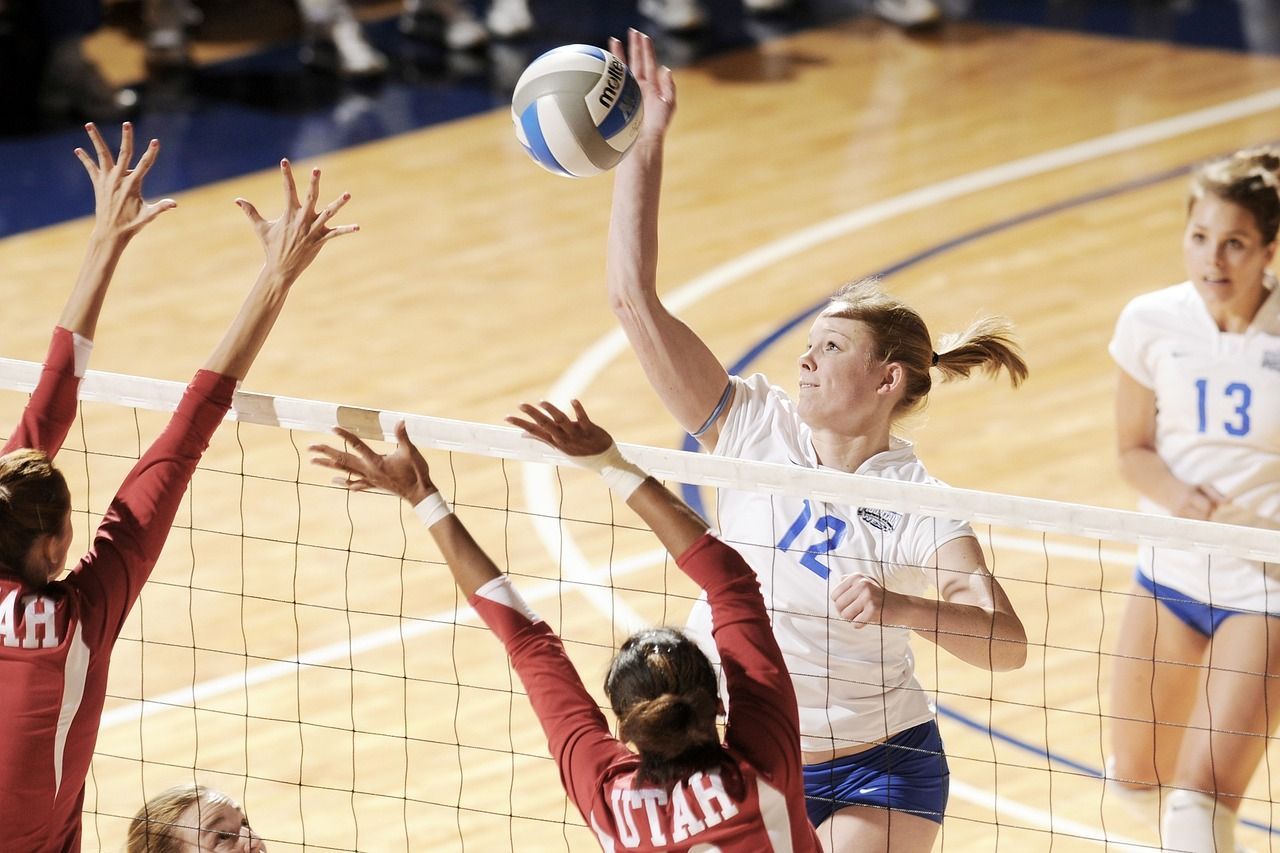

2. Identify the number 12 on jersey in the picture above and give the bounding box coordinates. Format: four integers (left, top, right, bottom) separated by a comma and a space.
776, 499, 847, 580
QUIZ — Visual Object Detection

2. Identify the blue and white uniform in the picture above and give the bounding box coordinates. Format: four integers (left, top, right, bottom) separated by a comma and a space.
686, 373, 974, 823
1110, 279, 1280, 615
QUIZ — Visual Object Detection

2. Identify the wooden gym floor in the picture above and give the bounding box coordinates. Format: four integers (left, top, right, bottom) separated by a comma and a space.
2, 7, 1280, 851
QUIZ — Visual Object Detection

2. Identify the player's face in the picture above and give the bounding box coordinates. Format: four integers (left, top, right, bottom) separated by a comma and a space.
1183, 194, 1277, 314
173, 796, 265, 853
797, 314, 893, 431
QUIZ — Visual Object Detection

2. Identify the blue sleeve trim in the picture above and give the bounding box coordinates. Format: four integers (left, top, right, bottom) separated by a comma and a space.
691, 380, 733, 438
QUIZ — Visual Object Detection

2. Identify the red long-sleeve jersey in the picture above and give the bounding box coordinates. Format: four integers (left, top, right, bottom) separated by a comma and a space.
0, 328, 236, 852
469, 533, 821, 852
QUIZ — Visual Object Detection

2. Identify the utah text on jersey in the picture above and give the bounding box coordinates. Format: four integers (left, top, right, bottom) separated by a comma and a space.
0, 589, 59, 649
598, 769, 740, 849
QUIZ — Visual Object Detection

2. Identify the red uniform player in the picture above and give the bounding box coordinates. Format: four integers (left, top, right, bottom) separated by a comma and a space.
0, 123, 357, 851
312, 399, 822, 852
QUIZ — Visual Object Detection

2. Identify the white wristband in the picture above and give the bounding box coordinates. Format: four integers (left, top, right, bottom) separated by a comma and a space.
577, 443, 647, 501
413, 492, 453, 528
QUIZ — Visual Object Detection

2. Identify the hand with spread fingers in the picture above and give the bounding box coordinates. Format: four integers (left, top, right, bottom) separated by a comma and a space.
505, 400, 615, 459
236, 159, 358, 285
74, 122, 177, 246
310, 422, 435, 506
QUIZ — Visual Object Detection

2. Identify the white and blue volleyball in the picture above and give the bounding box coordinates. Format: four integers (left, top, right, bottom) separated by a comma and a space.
511, 44, 644, 178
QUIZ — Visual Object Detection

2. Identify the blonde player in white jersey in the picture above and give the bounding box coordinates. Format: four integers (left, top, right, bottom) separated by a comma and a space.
605, 28, 1029, 853
1107, 146, 1280, 853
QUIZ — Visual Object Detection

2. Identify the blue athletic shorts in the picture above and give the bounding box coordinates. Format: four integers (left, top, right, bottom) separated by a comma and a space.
803, 719, 949, 827
1135, 568, 1241, 637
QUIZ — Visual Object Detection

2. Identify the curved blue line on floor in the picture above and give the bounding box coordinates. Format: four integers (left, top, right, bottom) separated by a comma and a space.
673, 155, 1280, 837
677, 159, 1191, 504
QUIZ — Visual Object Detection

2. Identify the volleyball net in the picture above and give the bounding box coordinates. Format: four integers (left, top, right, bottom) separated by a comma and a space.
3, 357, 1278, 852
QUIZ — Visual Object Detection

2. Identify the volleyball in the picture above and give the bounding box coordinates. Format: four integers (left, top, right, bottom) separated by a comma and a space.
511, 44, 644, 178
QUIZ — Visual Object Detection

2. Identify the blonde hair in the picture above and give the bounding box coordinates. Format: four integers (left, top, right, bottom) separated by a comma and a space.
825, 277, 1028, 416
1189, 146, 1280, 243
0, 449, 70, 575
126, 785, 240, 853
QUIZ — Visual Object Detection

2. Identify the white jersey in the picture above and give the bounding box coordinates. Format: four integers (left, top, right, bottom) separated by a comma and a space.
686, 373, 975, 753
1109, 280, 1280, 612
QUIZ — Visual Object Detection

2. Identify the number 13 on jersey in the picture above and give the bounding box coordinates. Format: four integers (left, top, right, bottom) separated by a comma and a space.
1195, 378, 1252, 436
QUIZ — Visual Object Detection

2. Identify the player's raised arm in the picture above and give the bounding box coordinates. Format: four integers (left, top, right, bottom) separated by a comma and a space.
206, 160, 357, 381
0, 158, 357, 853
506, 398, 712, 555
5, 123, 177, 458
605, 30, 732, 447
314, 405, 820, 850
62, 122, 177, 340
75, 160, 359, 633
310, 421, 504, 596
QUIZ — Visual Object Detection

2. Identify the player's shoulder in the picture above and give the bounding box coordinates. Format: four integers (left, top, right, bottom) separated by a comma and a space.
861, 438, 930, 481
722, 373, 810, 458
1254, 281, 1280, 332
1120, 281, 1197, 318
732, 372, 793, 409
1115, 282, 1204, 343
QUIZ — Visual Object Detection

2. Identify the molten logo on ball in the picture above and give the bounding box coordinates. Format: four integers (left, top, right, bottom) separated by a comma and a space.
512, 45, 645, 178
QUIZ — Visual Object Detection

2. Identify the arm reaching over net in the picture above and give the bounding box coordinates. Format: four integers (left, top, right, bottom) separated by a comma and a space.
311, 415, 625, 815
506, 401, 807, 794
75, 160, 359, 633
0, 157, 357, 853
313, 402, 820, 851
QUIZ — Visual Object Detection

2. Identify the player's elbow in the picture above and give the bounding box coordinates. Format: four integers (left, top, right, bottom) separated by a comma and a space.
607, 286, 646, 326
989, 620, 1028, 671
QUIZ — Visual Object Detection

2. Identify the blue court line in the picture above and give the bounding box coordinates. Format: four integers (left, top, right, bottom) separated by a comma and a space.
673, 154, 1280, 836
935, 704, 1102, 778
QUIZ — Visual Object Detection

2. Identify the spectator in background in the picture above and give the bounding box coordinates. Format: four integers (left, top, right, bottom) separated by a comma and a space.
637, 0, 945, 33
143, 0, 537, 78
0, 0, 136, 124
144, 0, 390, 75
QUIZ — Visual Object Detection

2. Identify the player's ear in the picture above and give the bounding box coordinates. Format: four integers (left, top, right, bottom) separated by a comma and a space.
879, 361, 905, 396
22, 532, 57, 584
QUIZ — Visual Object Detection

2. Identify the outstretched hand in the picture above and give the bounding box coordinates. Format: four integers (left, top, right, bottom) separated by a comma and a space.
608, 29, 676, 145
237, 160, 358, 285
506, 400, 615, 458
310, 421, 434, 505
74, 122, 176, 243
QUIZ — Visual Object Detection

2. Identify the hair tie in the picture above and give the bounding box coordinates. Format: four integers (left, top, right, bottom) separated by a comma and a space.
931, 351, 940, 366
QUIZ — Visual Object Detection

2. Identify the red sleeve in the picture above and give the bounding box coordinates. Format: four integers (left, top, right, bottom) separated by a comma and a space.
68, 370, 236, 647
3, 327, 81, 457
676, 535, 803, 786
469, 579, 629, 819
